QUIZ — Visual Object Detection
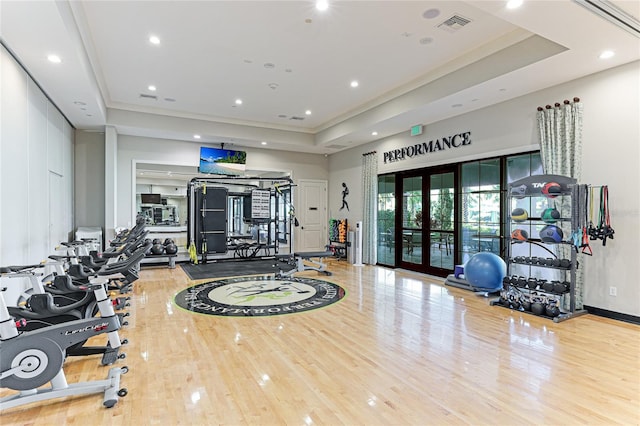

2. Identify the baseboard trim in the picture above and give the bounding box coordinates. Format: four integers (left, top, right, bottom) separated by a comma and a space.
584, 305, 640, 325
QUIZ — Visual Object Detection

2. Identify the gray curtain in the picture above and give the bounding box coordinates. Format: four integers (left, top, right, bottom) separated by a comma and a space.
362, 152, 378, 264
536, 98, 584, 309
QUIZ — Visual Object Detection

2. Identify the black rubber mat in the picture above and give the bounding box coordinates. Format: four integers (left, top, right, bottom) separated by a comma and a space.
180, 258, 292, 280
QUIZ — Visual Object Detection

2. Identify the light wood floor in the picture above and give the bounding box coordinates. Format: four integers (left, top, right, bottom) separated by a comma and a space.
1, 260, 639, 425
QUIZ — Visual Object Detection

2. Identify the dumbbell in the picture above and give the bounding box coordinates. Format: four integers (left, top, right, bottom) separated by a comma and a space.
526, 277, 538, 289
559, 259, 571, 268
542, 280, 555, 292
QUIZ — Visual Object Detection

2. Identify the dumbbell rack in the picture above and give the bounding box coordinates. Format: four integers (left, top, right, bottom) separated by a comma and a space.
491, 174, 588, 323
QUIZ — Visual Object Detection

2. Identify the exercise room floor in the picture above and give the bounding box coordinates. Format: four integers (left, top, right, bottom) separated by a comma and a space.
1, 260, 639, 424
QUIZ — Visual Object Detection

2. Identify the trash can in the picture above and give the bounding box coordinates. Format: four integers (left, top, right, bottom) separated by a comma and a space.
347, 231, 355, 264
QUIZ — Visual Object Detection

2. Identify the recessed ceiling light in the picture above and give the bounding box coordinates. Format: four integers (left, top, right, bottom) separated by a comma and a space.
305, 110, 312, 115
47, 54, 61, 64
193, 134, 201, 139
350, 80, 359, 88
420, 37, 434, 45
261, 141, 267, 145
423, 8, 440, 19
148, 85, 157, 91
316, 0, 328, 11
372, 131, 378, 136
149, 35, 160, 45
599, 50, 615, 59
506, 0, 523, 10
235, 99, 243, 105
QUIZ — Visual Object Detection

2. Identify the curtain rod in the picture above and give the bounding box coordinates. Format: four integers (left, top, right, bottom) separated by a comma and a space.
537, 97, 580, 111
362, 150, 377, 156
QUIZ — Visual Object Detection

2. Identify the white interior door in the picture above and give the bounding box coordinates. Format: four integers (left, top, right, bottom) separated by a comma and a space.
297, 179, 327, 253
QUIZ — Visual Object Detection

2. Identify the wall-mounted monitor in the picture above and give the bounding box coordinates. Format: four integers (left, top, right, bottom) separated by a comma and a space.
141, 193, 162, 204
199, 146, 247, 175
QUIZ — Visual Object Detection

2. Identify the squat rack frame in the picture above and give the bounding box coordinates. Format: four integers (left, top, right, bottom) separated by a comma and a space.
186, 175, 295, 264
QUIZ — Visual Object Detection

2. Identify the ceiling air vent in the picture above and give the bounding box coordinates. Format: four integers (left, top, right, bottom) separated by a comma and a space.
437, 14, 472, 33
139, 93, 158, 100
289, 116, 305, 121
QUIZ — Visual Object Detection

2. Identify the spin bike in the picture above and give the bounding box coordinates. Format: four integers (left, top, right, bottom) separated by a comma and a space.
0, 279, 129, 410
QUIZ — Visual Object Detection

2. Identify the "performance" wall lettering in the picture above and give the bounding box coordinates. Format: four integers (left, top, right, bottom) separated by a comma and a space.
383, 131, 471, 164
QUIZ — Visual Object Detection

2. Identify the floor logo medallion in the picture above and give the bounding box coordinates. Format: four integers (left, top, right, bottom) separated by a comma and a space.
174, 276, 346, 317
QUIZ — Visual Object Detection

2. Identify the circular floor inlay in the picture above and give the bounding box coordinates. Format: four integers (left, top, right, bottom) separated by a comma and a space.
174, 276, 346, 317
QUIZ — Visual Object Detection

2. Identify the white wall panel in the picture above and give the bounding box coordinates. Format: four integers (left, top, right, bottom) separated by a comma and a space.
0, 46, 29, 266
0, 45, 75, 304
27, 78, 50, 259
47, 103, 64, 175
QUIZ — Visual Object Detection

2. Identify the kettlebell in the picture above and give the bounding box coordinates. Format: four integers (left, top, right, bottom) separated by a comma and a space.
526, 277, 538, 289
531, 295, 546, 316
546, 300, 561, 317
552, 281, 567, 293
508, 294, 521, 310
548, 258, 561, 267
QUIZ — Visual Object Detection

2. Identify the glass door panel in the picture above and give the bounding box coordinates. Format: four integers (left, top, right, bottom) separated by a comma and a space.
429, 172, 455, 270
401, 176, 422, 265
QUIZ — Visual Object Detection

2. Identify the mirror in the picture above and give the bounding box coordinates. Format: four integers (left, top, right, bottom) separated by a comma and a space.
134, 162, 292, 256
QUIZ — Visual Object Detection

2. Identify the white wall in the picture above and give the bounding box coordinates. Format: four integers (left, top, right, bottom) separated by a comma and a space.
329, 60, 640, 317
75, 130, 105, 230
0, 45, 74, 302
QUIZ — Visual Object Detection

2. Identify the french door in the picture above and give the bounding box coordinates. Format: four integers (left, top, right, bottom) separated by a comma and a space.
398, 167, 456, 275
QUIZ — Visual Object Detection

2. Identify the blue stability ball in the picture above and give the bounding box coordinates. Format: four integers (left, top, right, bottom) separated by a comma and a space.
464, 252, 507, 291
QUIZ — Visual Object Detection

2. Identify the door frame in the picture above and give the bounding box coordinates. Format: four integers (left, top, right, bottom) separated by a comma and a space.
296, 179, 328, 252
396, 165, 458, 276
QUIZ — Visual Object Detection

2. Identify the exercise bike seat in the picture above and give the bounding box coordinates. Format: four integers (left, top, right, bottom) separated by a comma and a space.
0, 264, 43, 274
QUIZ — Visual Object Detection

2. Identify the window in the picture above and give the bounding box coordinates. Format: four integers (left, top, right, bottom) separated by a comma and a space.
459, 159, 501, 263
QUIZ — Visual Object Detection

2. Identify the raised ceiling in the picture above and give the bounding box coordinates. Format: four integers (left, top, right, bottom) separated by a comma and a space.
1, 0, 639, 154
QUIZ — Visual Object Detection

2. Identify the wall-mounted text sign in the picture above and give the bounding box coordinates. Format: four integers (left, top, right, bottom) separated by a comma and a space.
383, 131, 471, 164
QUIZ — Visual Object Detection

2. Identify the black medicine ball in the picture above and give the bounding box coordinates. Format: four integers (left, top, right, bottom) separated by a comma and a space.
165, 243, 178, 255
151, 243, 165, 255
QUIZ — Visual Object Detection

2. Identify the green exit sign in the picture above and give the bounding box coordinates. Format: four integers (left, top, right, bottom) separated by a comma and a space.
410, 125, 423, 136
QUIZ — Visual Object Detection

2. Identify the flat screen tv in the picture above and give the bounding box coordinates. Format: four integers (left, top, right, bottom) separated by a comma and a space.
141, 193, 162, 204
199, 146, 247, 175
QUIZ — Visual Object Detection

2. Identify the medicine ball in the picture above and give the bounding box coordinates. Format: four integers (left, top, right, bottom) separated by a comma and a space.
541, 207, 560, 224
164, 243, 178, 255
541, 182, 562, 198
152, 238, 163, 245
511, 229, 529, 243
163, 238, 174, 246
539, 225, 563, 243
151, 243, 165, 255
511, 208, 528, 222
510, 184, 527, 199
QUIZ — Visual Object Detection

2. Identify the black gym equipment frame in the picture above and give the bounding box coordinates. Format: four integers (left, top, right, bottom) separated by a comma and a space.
187, 175, 294, 264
